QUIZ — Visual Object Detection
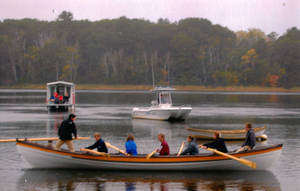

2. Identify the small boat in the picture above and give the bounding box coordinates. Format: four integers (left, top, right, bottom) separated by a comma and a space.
46, 81, 75, 112
17, 141, 282, 170
186, 126, 268, 140
132, 86, 192, 121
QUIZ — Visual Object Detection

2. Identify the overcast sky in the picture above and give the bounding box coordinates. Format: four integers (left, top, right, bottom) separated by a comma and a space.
1, 0, 299, 36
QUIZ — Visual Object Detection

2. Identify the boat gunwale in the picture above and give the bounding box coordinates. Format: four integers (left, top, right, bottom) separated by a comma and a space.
186, 126, 267, 134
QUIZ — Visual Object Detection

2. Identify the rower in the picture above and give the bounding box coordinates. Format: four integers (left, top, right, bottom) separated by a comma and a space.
236, 123, 256, 153
199, 132, 228, 153
81, 133, 108, 153
179, 135, 199, 155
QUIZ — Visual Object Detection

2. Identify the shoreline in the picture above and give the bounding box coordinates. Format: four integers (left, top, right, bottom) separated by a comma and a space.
0, 84, 300, 92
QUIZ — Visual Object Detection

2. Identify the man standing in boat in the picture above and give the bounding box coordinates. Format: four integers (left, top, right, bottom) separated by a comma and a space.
199, 132, 228, 153
81, 132, 108, 153
236, 123, 256, 153
156, 134, 170, 155
180, 135, 199, 155
54, 114, 77, 152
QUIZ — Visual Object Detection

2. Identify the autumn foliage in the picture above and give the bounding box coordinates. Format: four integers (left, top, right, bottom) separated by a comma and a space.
0, 12, 299, 88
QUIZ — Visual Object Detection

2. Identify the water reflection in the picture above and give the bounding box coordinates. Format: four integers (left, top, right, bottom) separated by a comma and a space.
45, 112, 65, 132
18, 170, 280, 191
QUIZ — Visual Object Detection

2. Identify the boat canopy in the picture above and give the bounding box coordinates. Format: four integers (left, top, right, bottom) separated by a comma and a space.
47, 81, 74, 86
46, 81, 75, 107
151, 86, 175, 92
150, 86, 175, 105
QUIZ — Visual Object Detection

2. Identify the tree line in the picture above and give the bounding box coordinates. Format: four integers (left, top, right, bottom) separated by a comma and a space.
0, 11, 299, 88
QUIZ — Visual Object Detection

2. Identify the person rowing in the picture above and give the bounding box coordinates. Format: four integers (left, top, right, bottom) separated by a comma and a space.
155, 134, 170, 156
179, 135, 199, 155
125, 135, 137, 156
81, 132, 108, 153
199, 132, 228, 153
236, 123, 256, 153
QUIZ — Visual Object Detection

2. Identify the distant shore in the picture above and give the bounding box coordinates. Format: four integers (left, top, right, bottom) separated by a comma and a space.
1, 84, 300, 92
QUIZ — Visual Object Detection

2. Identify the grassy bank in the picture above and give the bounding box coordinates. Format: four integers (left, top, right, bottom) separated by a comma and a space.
1, 84, 300, 92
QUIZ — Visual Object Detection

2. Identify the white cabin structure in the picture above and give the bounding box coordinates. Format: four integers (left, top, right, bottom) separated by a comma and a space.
46, 81, 75, 111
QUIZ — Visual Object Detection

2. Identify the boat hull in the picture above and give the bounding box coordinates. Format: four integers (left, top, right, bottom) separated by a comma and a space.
187, 126, 267, 140
47, 104, 71, 112
132, 107, 192, 121
17, 141, 282, 171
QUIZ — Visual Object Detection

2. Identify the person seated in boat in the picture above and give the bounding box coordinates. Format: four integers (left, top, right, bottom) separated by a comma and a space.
54, 92, 59, 104
81, 132, 108, 153
63, 93, 70, 103
236, 123, 256, 153
54, 114, 77, 152
50, 94, 55, 102
58, 95, 63, 103
179, 135, 199, 155
156, 134, 170, 155
125, 135, 137, 156
199, 132, 228, 153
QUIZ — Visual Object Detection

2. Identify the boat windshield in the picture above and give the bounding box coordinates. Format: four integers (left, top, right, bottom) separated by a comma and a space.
160, 93, 171, 104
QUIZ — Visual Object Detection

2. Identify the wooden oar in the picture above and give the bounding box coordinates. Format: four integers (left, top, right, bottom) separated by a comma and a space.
146, 150, 158, 161
200, 146, 256, 169
177, 141, 185, 156
80, 148, 110, 158
0, 137, 90, 143
105, 142, 129, 156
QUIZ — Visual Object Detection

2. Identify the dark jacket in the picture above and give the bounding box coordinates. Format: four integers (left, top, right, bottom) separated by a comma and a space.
58, 119, 77, 140
180, 140, 199, 155
242, 128, 256, 149
85, 138, 108, 153
63, 95, 70, 103
203, 138, 228, 153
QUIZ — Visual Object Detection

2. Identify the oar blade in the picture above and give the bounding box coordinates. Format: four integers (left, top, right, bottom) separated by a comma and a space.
238, 158, 257, 169
146, 155, 151, 161
202, 147, 257, 169
146, 150, 157, 161
177, 141, 185, 156
82, 148, 110, 158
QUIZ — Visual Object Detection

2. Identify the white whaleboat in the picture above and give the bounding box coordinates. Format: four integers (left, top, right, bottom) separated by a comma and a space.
132, 86, 192, 121
16, 140, 282, 170
186, 126, 268, 140
46, 81, 75, 112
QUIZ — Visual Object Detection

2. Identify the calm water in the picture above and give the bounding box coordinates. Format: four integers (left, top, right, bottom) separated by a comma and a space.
0, 89, 300, 191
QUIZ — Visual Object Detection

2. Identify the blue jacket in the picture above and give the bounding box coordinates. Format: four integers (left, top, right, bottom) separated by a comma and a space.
180, 140, 199, 155
242, 128, 256, 149
203, 138, 228, 153
125, 140, 137, 155
85, 138, 108, 153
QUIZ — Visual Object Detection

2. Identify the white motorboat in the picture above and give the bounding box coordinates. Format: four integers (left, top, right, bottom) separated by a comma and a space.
46, 81, 75, 112
132, 86, 192, 121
